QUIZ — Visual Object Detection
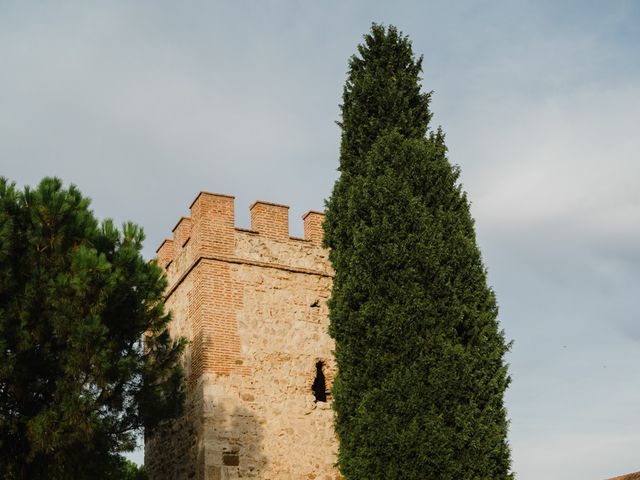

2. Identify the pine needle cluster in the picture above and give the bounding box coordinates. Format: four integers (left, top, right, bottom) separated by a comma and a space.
0, 178, 184, 479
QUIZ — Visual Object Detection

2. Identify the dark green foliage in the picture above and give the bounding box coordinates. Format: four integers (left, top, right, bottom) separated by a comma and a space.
324, 25, 513, 479
114, 458, 147, 480
339, 24, 432, 175
0, 178, 184, 479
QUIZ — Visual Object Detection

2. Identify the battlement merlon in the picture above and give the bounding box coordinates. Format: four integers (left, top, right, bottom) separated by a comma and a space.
172, 216, 192, 252
155, 192, 329, 285
302, 210, 325, 245
155, 239, 175, 267
250, 200, 289, 241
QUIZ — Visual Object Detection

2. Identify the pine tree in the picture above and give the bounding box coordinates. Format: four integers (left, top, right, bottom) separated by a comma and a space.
0, 177, 184, 479
324, 24, 513, 479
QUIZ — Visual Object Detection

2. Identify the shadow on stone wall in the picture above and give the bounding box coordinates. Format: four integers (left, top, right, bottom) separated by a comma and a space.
205, 403, 267, 479
145, 404, 199, 480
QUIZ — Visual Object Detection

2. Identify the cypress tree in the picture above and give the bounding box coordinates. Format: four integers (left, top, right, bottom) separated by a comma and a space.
324, 24, 513, 479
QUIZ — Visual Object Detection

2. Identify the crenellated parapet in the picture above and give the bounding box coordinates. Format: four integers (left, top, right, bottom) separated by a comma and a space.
155, 192, 330, 290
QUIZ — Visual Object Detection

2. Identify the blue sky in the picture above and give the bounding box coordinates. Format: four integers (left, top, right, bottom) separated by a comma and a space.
1, 1, 639, 478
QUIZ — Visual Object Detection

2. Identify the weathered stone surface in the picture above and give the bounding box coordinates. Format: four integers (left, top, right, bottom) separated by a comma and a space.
146, 193, 339, 480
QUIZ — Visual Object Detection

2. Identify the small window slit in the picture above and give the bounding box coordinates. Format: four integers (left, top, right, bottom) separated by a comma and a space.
312, 361, 327, 402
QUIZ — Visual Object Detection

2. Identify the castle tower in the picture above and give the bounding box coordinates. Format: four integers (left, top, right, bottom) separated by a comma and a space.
145, 192, 339, 480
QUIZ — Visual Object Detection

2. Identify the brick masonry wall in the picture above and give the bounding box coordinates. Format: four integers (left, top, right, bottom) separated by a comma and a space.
145, 193, 340, 480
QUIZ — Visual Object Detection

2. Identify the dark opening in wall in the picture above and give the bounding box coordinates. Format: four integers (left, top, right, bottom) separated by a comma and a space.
222, 451, 239, 466
312, 361, 327, 402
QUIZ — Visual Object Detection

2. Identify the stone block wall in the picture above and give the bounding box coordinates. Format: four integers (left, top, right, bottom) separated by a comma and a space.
145, 192, 339, 480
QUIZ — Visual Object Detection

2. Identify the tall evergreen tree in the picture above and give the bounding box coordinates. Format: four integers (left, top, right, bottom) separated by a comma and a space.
0, 177, 184, 479
324, 24, 513, 479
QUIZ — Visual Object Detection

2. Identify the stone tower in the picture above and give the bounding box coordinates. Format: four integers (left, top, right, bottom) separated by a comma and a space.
145, 192, 339, 480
